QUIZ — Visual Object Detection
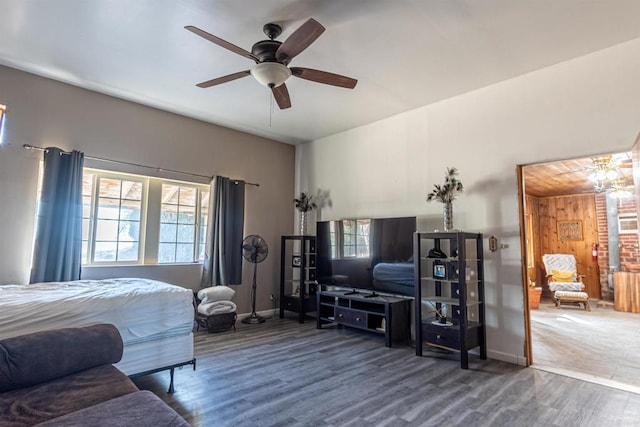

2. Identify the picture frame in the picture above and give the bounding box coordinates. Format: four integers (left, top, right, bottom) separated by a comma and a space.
291, 255, 302, 268
433, 263, 446, 279
557, 220, 583, 241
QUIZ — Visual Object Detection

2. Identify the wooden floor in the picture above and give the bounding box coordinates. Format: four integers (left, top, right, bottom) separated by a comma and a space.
531, 299, 640, 391
133, 315, 640, 427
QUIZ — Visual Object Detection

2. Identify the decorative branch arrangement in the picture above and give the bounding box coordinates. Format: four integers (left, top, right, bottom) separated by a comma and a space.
294, 192, 317, 213
426, 167, 464, 204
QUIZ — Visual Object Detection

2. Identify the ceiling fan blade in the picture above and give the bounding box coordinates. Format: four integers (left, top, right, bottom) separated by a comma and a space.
291, 67, 357, 89
272, 84, 292, 109
196, 70, 251, 88
185, 25, 259, 63
276, 18, 325, 63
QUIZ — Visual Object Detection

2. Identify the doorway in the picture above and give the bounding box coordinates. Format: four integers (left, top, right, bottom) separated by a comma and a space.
519, 151, 640, 392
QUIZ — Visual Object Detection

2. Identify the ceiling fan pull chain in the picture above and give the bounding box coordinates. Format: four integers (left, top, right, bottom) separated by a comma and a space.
269, 91, 273, 127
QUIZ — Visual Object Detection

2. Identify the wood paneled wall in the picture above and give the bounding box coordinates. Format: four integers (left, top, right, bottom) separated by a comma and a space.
525, 194, 543, 289
536, 194, 601, 298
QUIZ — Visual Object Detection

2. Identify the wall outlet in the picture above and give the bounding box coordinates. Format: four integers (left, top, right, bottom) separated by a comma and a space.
270, 294, 275, 300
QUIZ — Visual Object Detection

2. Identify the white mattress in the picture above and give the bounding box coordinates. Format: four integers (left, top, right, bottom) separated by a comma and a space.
0, 278, 194, 374
117, 332, 194, 376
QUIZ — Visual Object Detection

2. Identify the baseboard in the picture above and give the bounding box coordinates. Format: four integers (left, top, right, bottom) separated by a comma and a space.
486, 349, 527, 366
237, 309, 278, 320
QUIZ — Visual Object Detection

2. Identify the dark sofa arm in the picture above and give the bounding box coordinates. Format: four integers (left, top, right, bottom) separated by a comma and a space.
0, 324, 123, 392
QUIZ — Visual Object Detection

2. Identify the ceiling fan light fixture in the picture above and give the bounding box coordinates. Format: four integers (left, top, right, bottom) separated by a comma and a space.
250, 62, 291, 88
606, 169, 620, 181
612, 189, 632, 199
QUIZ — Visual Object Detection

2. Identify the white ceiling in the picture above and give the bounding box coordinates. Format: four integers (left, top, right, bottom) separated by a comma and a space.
2, 1, 640, 145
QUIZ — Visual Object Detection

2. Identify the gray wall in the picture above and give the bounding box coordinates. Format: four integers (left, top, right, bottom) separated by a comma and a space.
0, 65, 294, 315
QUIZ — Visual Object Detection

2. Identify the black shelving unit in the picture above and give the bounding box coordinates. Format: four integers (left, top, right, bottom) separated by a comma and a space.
414, 231, 487, 369
279, 235, 317, 323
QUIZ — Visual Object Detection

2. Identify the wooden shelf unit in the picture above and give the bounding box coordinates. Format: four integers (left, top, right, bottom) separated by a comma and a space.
414, 231, 487, 368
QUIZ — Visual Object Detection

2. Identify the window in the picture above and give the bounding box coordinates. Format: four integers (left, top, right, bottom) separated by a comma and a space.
80, 168, 209, 265
83, 173, 143, 263
342, 219, 370, 258
158, 183, 209, 263
618, 213, 638, 234
329, 221, 337, 259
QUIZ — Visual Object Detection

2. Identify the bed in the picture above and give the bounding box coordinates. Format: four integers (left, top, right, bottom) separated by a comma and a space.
0, 278, 195, 391
372, 262, 415, 296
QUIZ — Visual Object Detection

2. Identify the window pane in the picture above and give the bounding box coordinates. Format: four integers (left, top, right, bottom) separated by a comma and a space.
82, 218, 90, 240
158, 243, 176, 263
177, 224, 195, 242
96, 219, 119, 240
118, 242, 139, 261
98, 178, 122, 198
159, 223, 177, 242
357, 245, 368, 257
177, 205, 195, 224
176, 243, 194, 262
161, 204, 178, 222
120, 199, 141, 221
94, 241, 117, 262
97, 197, 120, 219
82, 173, 94, 197
82, 196, 92, 217
119, 220, 140, 242
179, 187, 197, 206
121, 181, 143, 201
162, 184, 180, 205
199, 220, 207, 244
200, 191, 210, 210
344, 234, 354, 246
199, 243, 205, 261
82, 241, 88, 263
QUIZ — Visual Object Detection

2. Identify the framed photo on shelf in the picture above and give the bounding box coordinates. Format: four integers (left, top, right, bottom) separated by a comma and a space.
292, 255, 302, 268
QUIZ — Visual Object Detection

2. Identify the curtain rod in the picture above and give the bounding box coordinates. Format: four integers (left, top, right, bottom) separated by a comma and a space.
22, 144, 259, 187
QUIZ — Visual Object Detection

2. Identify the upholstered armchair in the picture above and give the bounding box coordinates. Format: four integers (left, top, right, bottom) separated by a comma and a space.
542, 254, 590, 311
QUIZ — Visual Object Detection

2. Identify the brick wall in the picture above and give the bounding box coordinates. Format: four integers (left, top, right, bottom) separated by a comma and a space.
595, 194, 610, 299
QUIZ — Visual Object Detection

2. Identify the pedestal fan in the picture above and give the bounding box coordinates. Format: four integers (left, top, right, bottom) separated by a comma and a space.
241, 235, 269, 324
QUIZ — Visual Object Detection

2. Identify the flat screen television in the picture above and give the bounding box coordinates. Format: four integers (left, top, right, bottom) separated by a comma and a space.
316, 216, 416, 296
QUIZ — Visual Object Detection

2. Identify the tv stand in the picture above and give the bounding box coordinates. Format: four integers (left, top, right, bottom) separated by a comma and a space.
317, 290, 410, 347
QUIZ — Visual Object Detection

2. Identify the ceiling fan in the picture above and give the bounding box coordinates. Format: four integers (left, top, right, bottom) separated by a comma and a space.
185, 18, 357, 109
593, 177, 634, 198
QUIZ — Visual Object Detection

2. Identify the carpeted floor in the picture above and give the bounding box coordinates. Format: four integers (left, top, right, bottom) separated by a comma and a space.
530, 299, 640, 393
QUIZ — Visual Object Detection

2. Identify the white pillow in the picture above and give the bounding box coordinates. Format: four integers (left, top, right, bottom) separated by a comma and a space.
197, 286, 235, 303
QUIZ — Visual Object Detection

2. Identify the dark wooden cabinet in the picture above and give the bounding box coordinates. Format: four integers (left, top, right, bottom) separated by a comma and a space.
279, 235, 317, 323
317, 290, 410, 348
414, 232, 487, 368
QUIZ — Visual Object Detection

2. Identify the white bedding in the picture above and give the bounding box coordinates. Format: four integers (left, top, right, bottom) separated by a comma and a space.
0, 278, 194, 374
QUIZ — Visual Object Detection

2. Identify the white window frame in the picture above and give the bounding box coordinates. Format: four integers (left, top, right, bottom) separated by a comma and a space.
618, 213, 638, 235
157, 182, 209, 264
81, 168, 209, 266
83, 170, 148, 265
